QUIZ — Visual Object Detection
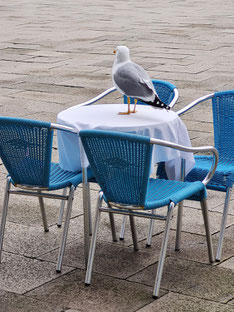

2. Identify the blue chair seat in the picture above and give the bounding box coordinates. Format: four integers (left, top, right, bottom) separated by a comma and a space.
186, 156, 234, 191
9, 162, 94, 191
145, 179, 206, 209
49, 163, 93, 190
102, 178, 206, 210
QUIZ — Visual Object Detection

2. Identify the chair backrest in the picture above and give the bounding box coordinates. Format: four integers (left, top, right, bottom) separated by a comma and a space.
212, 90, 234, 160
80, 130, 153, 207
123, 79, 178, 108
0, 117, 53, 187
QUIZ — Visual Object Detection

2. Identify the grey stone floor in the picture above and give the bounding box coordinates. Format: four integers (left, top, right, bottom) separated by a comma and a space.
0, 0, 234, 311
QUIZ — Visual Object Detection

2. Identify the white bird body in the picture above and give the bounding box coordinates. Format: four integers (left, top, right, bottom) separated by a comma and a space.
112, 60, 156, 103
112, 46, 164, 111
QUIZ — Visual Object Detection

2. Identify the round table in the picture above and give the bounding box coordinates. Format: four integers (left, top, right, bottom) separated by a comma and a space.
57, 103, 194, 180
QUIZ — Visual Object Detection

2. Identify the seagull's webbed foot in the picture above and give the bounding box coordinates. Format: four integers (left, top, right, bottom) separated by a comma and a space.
118, 111, 131, 115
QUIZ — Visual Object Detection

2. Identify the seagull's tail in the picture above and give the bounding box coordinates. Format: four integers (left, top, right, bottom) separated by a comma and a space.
145, 95, 170, 110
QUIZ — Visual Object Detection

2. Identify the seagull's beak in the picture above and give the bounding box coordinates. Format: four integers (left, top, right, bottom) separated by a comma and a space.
113, 49, 116, 54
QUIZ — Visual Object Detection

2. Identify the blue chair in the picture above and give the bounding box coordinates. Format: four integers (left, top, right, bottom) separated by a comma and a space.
175, 90, 234, 261
0, 117, 93, 272
80, 130, 217, 298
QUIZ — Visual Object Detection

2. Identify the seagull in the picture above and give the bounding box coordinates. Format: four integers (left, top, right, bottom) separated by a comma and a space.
112, 45, 169, 114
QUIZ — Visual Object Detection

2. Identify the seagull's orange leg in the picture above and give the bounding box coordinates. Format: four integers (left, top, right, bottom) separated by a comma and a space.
118, 97, 131, 115
131, 99, 137, 113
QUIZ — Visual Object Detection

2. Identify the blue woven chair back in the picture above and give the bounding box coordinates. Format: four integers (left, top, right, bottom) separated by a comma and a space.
0, 117, 53, 187
212, 91, 234, 160
80, 130, 153, 207
123, 79, 176, 106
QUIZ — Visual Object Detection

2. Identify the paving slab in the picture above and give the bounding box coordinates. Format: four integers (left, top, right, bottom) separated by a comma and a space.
0, 252, 74, 294
170, 206, 234, 235
0, 289, 67, 312
0, 218, 83, 258
26, 270, 159, 312
143, 230, 221, 264
137, 292, 234, 312
128, 257, 234, 303
39, 210, 166, 261
39, 238, 161, 278
219, 257, 234, 272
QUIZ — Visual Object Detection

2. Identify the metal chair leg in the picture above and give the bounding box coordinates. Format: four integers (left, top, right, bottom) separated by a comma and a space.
56, 186, 75, 273
108, 212, 117, 242
146, 210, 155, 248
200, 198, 214, 263
119, 215, 127, 240
83, 167, 92, 267
0, 177, 11, 263
87, 182, 92, 237
153, 202, 174, 299
38, 190, 49, 232
129, 214, 139, 251
57, 187, 67, 228
216, 187, 232, 262
175, 201, 183, 251
85, 193, 103, 285
175, 158, 185, 251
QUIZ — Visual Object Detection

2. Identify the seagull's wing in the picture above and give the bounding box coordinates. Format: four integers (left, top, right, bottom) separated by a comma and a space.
134, 63, 156, 93
113, 62, 156, 102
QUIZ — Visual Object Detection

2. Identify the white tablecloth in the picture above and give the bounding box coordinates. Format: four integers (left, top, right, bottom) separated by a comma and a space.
57, 104, 195, 180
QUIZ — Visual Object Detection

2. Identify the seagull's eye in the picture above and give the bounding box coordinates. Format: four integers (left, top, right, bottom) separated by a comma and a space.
113, 50, 116, 54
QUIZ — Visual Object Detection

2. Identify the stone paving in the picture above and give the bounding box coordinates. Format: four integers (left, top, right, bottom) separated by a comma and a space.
0, 0, 234, 311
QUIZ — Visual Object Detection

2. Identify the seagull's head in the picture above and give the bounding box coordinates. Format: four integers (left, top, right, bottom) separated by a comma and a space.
113, 46, 130, 63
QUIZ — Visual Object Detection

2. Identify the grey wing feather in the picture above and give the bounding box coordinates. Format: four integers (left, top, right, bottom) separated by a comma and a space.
113, 62, 155, 100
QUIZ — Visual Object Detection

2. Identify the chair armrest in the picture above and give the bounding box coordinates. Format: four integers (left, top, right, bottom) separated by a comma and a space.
77, 87, 117, 107
176, 93, 214, 116
169, 88, 179, 108
150, 138, 218, 185
51, 123, 78, 134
